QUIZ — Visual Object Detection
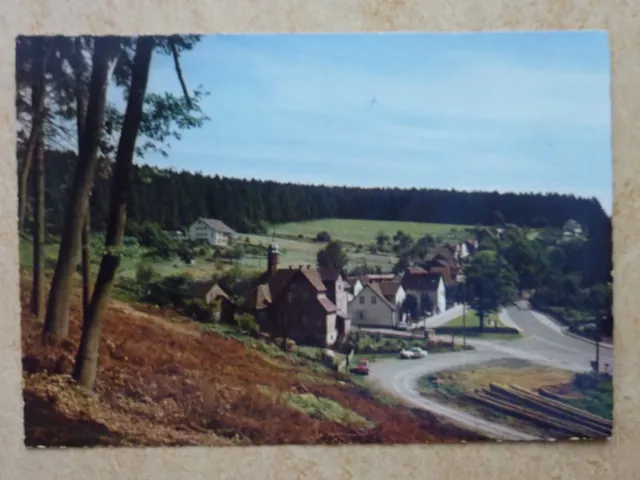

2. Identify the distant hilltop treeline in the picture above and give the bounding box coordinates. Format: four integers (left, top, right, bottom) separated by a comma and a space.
42, 150, 610, 237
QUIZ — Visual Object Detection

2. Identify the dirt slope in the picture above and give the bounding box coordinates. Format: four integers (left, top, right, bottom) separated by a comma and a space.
21, 279, 483, 447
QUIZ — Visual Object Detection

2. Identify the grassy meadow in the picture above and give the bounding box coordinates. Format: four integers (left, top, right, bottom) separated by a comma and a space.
19, 218, 474, 284
273, 218, 473, 245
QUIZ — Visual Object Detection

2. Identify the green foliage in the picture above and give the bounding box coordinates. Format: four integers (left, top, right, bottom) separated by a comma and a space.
463, 250, 518, 330
500, 229, 549, 292
314, 231, 331, 242
183, 299, 217, 323
392, 230, 414, 255
375, 231, 391, 252
235, 312, 260, 336
213, 265, 260, 299
316, 241, 348, 270
113, 277, 145, 302
569, 372, 613, 420
143, 274, 193, 308
346, 332, 423, 354
135, 262, 156, 284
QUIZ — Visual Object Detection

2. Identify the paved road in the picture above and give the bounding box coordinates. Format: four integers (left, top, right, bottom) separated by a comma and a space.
503, 306, 613, 373
367, 350, 540, 441
363, 305, 613, 440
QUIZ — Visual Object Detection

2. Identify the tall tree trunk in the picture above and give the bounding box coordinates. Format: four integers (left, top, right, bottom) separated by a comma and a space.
30, 128, 45, 320
81, 215, 91, 321
74, 36, 154, 390
73, 36, 92, 325
18, 39, 52, 232
42, 36, 121, 342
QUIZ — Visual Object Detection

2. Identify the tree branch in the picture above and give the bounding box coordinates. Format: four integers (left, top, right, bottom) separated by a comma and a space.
168, 37, 192, 109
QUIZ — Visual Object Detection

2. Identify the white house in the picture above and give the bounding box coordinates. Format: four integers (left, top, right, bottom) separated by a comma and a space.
188, 218, 235, 246
401, 271, 447, 317
562, 219, 584, 239
348, 283, 399, 328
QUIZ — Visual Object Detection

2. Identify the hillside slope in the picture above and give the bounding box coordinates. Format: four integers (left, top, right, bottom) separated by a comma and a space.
21, 278, 483, 447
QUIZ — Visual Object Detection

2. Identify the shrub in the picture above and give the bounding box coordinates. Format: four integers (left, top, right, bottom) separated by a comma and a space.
114, 277, 145, 301
235, 312, 260, 337
315, 231, 332, 242
135, 262, 157, 284
45, 256, 58, 270
184, 299, 217, 323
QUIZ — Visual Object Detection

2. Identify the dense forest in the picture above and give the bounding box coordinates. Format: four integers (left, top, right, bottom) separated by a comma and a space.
40, 149, 611, 239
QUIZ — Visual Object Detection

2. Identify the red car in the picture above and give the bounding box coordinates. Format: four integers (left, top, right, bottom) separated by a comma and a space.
356, 359, 370, 375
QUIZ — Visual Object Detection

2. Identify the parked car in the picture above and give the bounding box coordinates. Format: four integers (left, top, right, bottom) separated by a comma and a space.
396, 322, 409, 331
356, 359, 370, 375
399, 349, 415, 359
410, 346, 428, 358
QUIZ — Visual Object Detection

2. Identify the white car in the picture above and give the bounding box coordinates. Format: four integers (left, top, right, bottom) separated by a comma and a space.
396, 322, 409, 331
399, 349, 415, 359
410, 346, 428, 358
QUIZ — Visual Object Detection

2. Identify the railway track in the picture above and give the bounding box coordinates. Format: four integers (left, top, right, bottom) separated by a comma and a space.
466, 383, 612, 439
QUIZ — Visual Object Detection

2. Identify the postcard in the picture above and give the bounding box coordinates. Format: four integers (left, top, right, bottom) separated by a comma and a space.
17, 31, 613, 447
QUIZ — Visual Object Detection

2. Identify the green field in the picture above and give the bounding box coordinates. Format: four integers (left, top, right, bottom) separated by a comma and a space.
241, 233, 396, 272
445, 311, 504, 328
273, 219, 472, 246
19, 218, 475, 283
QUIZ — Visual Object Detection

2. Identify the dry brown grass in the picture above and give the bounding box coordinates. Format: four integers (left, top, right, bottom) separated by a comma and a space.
21, 275, 483, 447
434, 358, 574, 393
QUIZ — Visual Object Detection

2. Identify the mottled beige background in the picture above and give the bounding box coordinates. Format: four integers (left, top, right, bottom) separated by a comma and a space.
0, 0, 636, 478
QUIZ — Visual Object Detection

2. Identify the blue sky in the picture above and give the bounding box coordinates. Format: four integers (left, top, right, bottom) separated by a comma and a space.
129, 31, 612, 213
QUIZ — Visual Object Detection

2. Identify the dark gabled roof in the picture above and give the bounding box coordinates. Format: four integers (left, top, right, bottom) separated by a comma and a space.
427, 266, 456, 286
299, 268, 328, 292
401, 271, 443, 291
377, 280, 402, 298
185, 280, 230, 300
317, 293, 338, 313
405, 266, 427, 275
248, 267, 328, 311
198, 218, 235, 234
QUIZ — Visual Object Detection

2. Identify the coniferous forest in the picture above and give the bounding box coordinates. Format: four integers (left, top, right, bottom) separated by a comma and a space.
42, 149, 611, 239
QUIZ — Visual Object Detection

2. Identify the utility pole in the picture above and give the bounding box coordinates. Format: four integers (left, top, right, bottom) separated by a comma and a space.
594, 315, 603, 374
462, 288, 467, 348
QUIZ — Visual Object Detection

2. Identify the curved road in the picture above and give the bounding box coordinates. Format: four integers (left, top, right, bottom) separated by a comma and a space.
364, 305, 613, 441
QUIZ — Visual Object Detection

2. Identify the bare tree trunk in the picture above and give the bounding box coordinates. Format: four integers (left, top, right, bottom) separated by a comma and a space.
73, 36, 154, 390
18, 39, 52, 232
81, 216, 91, 321
30, 128, 45, 320
42, 36, 120, 342
73, 36, 92, 326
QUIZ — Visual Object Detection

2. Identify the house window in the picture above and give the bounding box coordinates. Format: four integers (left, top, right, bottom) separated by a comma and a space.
359, 296, 365, 305
371, 295, 376, 304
